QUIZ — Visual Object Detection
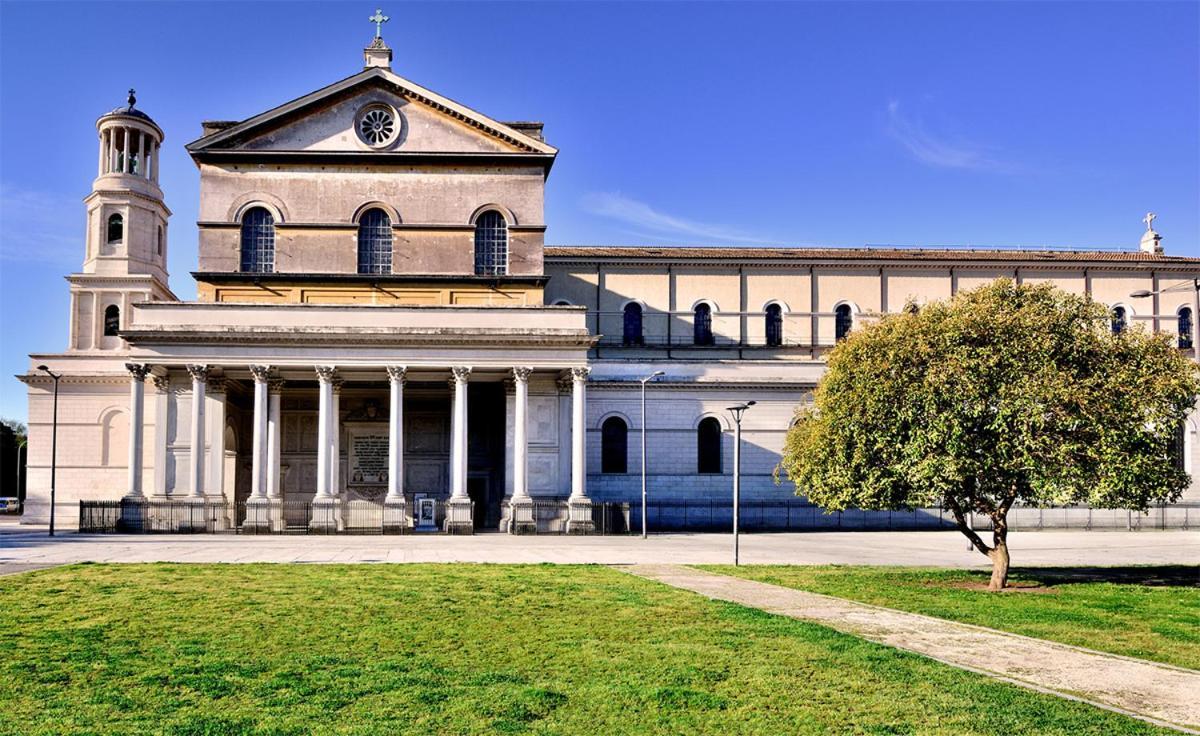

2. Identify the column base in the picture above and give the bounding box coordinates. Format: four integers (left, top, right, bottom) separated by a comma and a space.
117, 496, 147, 532
383, 497, 408, 535
177, 496, 211, 533
507, 497, 537, 534
444, 497, 474, 535
566, 498, 595, 535
309, 497, 340, 533
241, 498, 278, 534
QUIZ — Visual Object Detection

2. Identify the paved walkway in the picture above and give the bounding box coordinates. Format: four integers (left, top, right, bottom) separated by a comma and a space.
2, 525, 1197, 566
627, 564, 1200, 733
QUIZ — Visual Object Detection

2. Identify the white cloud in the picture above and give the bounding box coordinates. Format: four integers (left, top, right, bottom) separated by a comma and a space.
580, 192, 774, 244
885, 100, 1014, 173
0, 183, 82, 265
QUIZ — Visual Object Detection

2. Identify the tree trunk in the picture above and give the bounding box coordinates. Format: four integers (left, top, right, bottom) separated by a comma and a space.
987, 528, 1010, 591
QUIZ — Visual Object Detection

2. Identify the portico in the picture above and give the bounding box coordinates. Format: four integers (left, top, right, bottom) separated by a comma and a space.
116, 301, 597, 533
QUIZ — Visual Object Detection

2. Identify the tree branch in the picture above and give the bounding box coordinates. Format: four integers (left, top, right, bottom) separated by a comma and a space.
945, 495, 992, 556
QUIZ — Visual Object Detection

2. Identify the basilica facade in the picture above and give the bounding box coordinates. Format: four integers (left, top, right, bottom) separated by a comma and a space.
20, 33, 1200, 533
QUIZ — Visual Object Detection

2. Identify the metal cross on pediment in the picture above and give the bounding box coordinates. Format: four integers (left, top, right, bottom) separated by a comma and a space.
369, 8, 389, 38
1143, 212, 1157, 232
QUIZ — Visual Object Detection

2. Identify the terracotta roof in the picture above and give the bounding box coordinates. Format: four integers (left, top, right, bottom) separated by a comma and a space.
543, 246, 1200, 264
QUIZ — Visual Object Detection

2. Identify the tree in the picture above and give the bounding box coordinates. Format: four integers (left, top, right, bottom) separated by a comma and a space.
779, 280, 1198, 590
1, 418, 28, 501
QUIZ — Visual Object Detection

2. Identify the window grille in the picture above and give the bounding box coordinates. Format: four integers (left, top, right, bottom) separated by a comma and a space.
765, 304, 783, 347
1180, 308, 1193, 349
240, 207, 275, 273
473, 211, 508, 275
694, 304, 714, 346
357, 208, 393, 274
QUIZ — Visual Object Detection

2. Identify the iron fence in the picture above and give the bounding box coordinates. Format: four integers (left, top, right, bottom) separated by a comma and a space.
77, 499, 1197, 534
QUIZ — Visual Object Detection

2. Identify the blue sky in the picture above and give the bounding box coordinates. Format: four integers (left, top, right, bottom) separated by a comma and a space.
1, 1, 1197, 421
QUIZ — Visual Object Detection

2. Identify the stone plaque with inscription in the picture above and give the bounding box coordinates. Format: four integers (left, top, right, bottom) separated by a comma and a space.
347, 427, 389, 501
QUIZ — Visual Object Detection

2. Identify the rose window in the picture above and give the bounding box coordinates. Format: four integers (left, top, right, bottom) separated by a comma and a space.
356, 105, 399, 148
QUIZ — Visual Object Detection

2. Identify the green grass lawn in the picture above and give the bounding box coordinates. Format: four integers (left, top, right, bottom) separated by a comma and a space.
701, 565, 1200, 670
0, 564, 1179, 735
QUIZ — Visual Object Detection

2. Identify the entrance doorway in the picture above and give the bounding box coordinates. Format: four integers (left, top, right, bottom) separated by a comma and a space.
468, 476, 491, 530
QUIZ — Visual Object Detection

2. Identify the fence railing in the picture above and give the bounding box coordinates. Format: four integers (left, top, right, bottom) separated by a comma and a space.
78, 499, 1196, 535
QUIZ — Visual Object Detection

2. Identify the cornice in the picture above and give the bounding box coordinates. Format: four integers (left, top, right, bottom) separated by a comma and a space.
190, 271, 549, 287
121, 327, 598, 349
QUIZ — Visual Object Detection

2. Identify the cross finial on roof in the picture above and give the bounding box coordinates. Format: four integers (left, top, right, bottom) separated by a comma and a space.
127, 88, 137, 107
1143, 212, 1157, 232
369, 8, 389, 38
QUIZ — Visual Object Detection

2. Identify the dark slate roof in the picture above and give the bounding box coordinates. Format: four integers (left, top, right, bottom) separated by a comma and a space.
543, 246, 1200, 265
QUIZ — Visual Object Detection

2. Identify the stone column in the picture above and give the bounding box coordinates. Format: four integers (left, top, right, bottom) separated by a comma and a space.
312, 366, 338, 531
567, 366, 594, 533
330, 378, 343, 496
186, 365, 208, 499
446, 366, 474, 533
152, 373, 170, 497
206, 376, 227, 497
181, 365, 209, 532
138, 130, 146, 177
243, 365, 272, 532
267, 379, 284, 500
205, 376, 228, 529
124, 363, 150, 499
384, 366, 407, 532
508, 367, 535, 533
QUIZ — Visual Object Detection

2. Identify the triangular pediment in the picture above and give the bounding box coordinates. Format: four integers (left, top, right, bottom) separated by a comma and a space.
186, 68, 556, 157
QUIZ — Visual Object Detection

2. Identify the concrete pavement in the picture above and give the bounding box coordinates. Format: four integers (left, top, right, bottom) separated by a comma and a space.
1, 523, 1196, 566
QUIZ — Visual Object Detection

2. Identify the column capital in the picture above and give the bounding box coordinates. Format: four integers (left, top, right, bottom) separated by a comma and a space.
450, 366, 472, 384
206, 376, 228, 394
186, 364, 210, 382
249, 364, 273, 383
386, 365, 408, 384
267, 378, 286, 393
125, 363, 151, 381
570, 366, 591, 383
512, 367, 533, 383
152, 373, 170, 392
331, 377, 345, 394
315, 365, 338, 383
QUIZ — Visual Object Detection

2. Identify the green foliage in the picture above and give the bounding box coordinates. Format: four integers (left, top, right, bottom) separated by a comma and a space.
780, 279, 1199, 517
0, 564, 1173, 734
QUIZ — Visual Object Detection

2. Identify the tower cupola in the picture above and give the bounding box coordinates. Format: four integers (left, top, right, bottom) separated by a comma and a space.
68, 90, 174, 351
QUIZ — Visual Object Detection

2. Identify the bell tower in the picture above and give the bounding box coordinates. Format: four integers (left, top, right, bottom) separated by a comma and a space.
68, 90, 175, 351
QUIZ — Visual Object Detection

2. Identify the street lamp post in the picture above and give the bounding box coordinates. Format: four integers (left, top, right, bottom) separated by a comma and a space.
726, 401, 756, 565
1132, 279, 1200, 361
37, 365, 61, 537
640, 370, 664, 539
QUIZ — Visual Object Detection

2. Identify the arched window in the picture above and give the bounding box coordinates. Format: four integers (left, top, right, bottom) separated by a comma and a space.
357, 208, 393, 274
103, 305, 120, 336
474, 210, 508, 275
1179, 307, 1193, 349
623, 303, 644, 346
601, 417, 628, 473
1170, 421, 1186, 472
240, 207, 275, 273
765, 304, 783, 347
835, 304, 853, 342
1111, 306, 1128, 335
694, 303, 714, 346
156, 225, 163, 256
697, 417, 722, 473
106, 213, 124, 244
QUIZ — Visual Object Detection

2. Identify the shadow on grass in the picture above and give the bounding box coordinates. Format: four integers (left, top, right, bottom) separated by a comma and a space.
1006, 565, 1199, 588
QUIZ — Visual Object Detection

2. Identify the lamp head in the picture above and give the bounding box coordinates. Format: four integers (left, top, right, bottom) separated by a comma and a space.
1130, 289, 1153, 299
652, 370, 665, 378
